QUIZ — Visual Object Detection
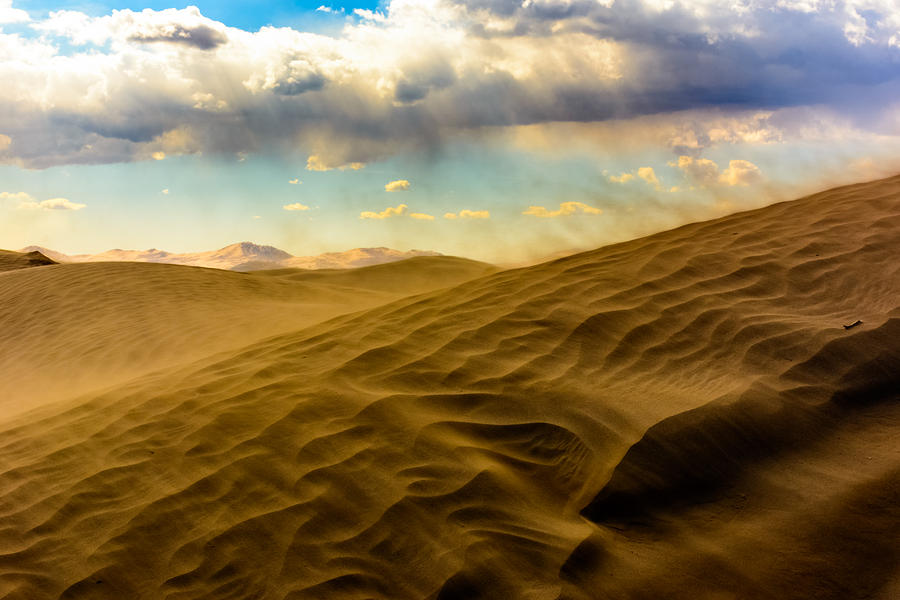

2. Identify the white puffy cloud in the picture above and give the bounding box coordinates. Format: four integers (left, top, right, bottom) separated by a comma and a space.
283, 202, 310, 211
385, 179, 411, 192
3, 192, 85, 211
289, 178, 301, 184
523, 201, 602, 218
0, 1, 28, 24
33, 6, 228, 49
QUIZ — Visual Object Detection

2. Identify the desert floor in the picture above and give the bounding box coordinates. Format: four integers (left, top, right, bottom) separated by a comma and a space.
0, 175, 898, 599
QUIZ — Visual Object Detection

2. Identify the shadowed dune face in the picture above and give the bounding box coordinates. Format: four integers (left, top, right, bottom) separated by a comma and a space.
0, 249, 55, 272
0, 177, 898, 599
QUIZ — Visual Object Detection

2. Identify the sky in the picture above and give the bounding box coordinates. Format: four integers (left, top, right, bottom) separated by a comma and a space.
2, 0, 900, 264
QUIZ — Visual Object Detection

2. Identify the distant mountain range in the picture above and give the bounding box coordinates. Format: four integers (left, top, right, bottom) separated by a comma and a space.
19, 242, 442, 272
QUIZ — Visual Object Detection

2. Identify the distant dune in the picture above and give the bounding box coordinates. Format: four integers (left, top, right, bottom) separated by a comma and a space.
19, 242, 442, 271
1, 176, 898, 599
0, 249, 55, 272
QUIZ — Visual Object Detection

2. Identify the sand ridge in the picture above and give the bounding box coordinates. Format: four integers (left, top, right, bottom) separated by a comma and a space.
0, 176, 898, 598
0, 250, 55, 272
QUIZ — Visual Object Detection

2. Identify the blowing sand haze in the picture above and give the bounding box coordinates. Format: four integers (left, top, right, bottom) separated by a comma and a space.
0, 175, 898, 599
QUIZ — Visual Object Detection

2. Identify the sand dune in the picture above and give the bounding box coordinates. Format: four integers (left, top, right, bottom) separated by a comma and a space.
0, 249, 55, 272
0, 256, 496, 418
0, 176, 898, 599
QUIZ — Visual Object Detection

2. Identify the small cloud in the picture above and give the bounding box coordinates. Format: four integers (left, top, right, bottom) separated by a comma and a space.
360, 204, 408, 219
0, 133, 10, 151
637, 166, 660, 188
609, 168, 660, 189
315, 5, 343, 13
409, 212, 435, 220
252, 215, 262, 219
609, 173, 634, 184
307, 155, 330, 171
353, 8, 387, 22
283, 202, 310, 211
151, 151, 166, 161
718, 159, 763, 186
289, 178, 301, 185
161, 188, 170, 195
523, 201, 601, 218
385, 179, 411, 192
6, 192, 86, 211
444, 209, 490, 219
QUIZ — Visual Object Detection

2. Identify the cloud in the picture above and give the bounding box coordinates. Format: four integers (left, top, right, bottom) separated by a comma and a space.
3, 192, 86, 211
409, 212, 435, 220
151, 152, 166, 161
719, 159, 763, 186
444, 209, 490, 219
385, 179, 411, 192
609, 173, 634, 183
523, 201, 601, 218
33, 6, 227, 49
289, 178, 301, 184
283, 202, 310, 211
672, 155, 721, 186
0, 133, 10, 151
161, 188, 170, 194
316, 6, 343, 14
360, 204, 408, 219
637, 166, 660, 188
3, 2, 900, 168
0, 1, 28, 24
672, 156, 764, 187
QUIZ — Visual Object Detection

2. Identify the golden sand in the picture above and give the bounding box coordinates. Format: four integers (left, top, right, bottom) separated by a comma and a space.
0, 176, 897, 599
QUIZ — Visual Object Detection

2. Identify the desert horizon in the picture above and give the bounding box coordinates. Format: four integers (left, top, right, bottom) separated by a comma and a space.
3, 0, 900, 598
2, 173, 899, 598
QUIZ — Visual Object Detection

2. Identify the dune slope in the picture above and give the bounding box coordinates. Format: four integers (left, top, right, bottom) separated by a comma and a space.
0, 249, 55, 272
0, 256, 496, 418
0, 176, 898, 599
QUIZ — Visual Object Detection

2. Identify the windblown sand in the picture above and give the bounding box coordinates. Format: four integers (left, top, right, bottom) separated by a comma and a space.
1, 176, 898, 599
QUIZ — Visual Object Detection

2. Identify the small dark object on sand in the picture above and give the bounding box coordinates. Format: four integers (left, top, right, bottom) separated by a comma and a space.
843, 320, 862, 330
